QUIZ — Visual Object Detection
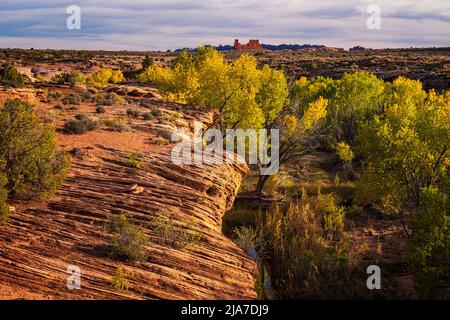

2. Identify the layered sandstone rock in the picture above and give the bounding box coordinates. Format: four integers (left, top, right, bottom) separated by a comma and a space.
0, 96, 257, 300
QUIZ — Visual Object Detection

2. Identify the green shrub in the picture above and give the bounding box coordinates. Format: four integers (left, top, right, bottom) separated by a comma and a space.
104, 117, 127, 132
64, 120, 87, 134
408, 187, 450, 299
96, 106, 106, 114
0, 167, 10, 225
109, 93, 125, 104
54, 72, 84, 86
110, 264, 129, 290
47, 91, 62, 101
127, 152, 143, 169
107, 213, 129, 233
151, 108, 163, 118
0, 64, 25, 87
257, 199, 364, 299
126, 109, 140, 118
95, 92, 125, 106
142, 112, 153, 120
151, 215, 202, 249
154, 137, 169, 145
233, 226, 258, 253
107, 214, 147, 262
142, 55, 154, 70
80, 91, 92, 102
139, 100, 153, 109
312, 189, 346, 242
62, 93, 81, 105
64, 115, 98, 134
0, 99, 71, 199
88, 68, 124, 86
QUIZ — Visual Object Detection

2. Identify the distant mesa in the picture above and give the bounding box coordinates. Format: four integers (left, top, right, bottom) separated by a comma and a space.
175, 39, 344, 53
350, 46, 367, 51
234, 39, 264, 51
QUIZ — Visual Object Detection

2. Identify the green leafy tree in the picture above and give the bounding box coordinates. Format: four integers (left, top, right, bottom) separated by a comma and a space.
88, 68, 124, 86
0, 99, 71, 200
141, 47, 329, 193
356, 86, 450, 298
1, 64, 25, 88
335, 141, 354, 171
255, 96, 328, 193
330, 71, 385, 145
356, 88, 449, 217
408, 187, 449, 299
0, 165, 9, 225
142, 55, 154, 70
54, 71, 84, 86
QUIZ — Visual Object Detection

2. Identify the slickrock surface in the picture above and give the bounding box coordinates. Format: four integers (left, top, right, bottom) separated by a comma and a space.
0, 89, 257, 300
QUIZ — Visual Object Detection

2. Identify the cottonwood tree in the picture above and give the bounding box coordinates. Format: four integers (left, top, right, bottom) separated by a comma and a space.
140, 47, 331, 193
356, 81, 450, 298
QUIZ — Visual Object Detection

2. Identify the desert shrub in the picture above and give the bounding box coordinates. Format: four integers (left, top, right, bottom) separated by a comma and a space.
62, 93, 82, 105
153, 137, 169, 145
311, 190, 346, 242
96, 106, 106, 114
1, 64, 25, 87
408, 187, 450, 299
127, 152, 143, 169
95, 94, 112, 106
109, 92, 125, 104
151, 215, 202, 249
335, 142, 354, 169
233, 226, 258, 253
54, 71, 84, 86
139, 100, 152, 109
95, 92, 125, 106
80, 91, 92, 102
64, 115, 98, 134
142, 112, 153, 120
257, 198, 364, 299
110, 264, 129, 290
53, 104, 63, 110
107, 214, 130, 233
36, 75, 47, 82
104, 117, 127, 132
150, 108, 163, 118
75, 114, 89, 121
68, 147, 89, 160
47, 91, 62, 101
142, 55, 154, 70
107, 214, 148, 262
31, 67, 40, 77
122, 70, 139, 81
222, 206, 258, 237
88, 68, 124, 86
126, 109, 140, 118
0, 99, 71, 199
0, 167, 10, 225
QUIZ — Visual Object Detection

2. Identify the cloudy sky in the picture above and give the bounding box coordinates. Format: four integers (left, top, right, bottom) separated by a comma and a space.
0, 0, 449, 50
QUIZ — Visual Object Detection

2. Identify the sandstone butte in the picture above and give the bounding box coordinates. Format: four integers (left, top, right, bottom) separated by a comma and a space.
234, 39, 264, 51
0, 86, 257, 300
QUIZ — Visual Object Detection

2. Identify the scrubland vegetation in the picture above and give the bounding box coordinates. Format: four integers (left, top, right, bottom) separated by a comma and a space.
0, 47, 447, 299
0, 99, 70, 224
142, 47, 449, 299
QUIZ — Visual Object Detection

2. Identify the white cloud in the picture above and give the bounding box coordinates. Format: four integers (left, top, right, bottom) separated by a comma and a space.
0, 0, 448, 50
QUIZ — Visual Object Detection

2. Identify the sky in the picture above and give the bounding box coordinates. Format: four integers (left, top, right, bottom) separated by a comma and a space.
0, 0, 449, 51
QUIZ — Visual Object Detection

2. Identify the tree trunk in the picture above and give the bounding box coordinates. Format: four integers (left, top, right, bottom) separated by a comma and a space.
255, 175, 269, 195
